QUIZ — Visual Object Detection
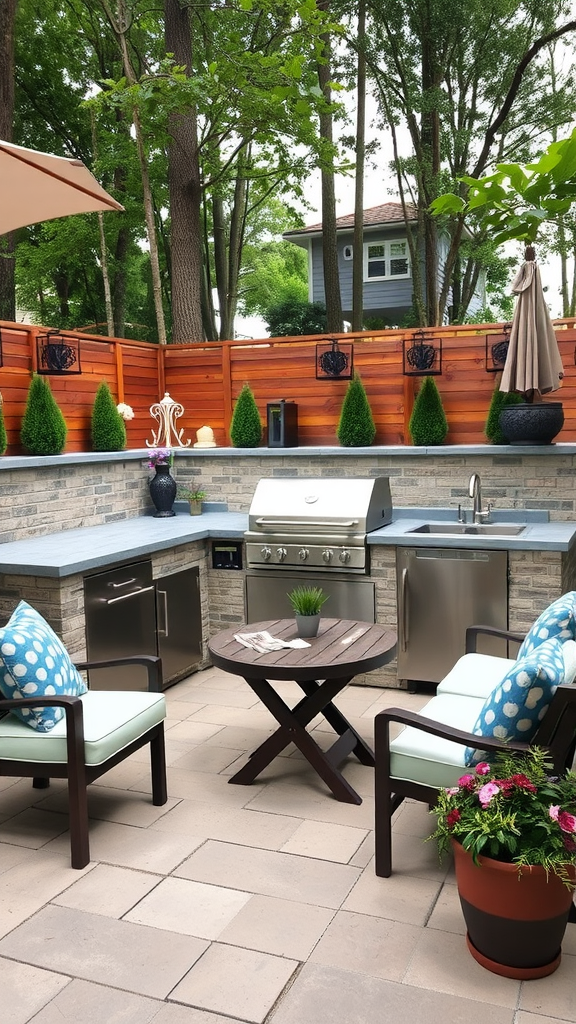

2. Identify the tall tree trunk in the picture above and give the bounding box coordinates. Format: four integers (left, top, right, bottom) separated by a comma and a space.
164, 0, 203, 342
223, 150, 249, 340
100, 0, 167, 344
419, 16, 441, 326
212, 194, 228, 338
316, 4, 343, 333
352, 0, 366, 333
0, 0, 17, 321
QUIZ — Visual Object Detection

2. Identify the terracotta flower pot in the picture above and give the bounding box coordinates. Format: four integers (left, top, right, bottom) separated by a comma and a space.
452, 839, 575, 979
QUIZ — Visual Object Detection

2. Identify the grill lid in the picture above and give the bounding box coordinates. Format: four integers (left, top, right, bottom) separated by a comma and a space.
247, 477, 392, 536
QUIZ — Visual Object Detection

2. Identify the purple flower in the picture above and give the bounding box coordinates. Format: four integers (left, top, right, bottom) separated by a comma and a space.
147, 448, 171, 468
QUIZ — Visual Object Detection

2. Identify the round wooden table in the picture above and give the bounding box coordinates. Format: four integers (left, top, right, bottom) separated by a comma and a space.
208, 617, 397, 804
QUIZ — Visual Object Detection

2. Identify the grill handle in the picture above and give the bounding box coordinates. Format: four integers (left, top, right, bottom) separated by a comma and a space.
254, 517, 359, 528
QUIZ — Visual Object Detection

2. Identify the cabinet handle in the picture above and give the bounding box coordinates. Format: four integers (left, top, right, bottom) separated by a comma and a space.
400, 568, 409, 652
109, 577, 137, 588
106, 585, 155, 606
157, 589, 169, 638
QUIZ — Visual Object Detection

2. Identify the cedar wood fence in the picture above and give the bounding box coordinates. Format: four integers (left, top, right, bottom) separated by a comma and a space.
1, 318, 576, 453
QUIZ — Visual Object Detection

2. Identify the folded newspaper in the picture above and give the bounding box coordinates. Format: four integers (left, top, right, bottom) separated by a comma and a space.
234, 630, 311, 653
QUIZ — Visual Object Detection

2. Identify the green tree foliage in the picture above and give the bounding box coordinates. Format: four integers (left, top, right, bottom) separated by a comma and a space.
230, 383, 263, 448
20, 374, 67, 455
0, 396, 7, 455
337, 372, 376, 447
485, 386, 524, 444
266, 299, 327, 336
91, 382, 126, 452
409, 376, 448, 446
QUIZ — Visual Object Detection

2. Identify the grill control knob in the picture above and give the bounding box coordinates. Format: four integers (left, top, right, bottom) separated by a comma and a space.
298, 548, 310, 561
322, 548, 334, 563
276, 547, 288, 562
261, 546, 272, 561
339, 549, 351, 564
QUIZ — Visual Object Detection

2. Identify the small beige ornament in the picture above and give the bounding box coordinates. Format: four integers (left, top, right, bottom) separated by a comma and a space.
194, 425, 217, 448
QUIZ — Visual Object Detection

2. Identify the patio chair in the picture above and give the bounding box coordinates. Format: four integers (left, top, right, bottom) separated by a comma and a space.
374, 625, 576, 878
0, 654, 167, 869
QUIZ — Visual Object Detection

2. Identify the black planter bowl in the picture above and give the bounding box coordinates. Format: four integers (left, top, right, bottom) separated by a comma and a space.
499, 402, 564, 446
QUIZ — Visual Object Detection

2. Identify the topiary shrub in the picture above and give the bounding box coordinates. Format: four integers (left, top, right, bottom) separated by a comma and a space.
485, 385, 523, 444
230, 383, 263, 447
409, 376, 448, 446
91, 381, 127, 451
337, 372, 376, 446
20, 374, 67, 455
0, 394, 7, 455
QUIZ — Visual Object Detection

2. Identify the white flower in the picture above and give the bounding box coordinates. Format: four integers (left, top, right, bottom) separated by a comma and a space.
117, 403, 134, 421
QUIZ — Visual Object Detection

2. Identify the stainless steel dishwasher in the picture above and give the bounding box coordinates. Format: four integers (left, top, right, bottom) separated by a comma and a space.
396, 547, 508, 686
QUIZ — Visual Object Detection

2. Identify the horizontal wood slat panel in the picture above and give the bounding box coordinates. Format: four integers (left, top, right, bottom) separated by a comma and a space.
1, 319, 575, 451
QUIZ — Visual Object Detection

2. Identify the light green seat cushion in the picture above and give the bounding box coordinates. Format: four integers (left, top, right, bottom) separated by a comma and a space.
389, 693, 486, 790
436, 652, 516, 700
0, 690, 166, 766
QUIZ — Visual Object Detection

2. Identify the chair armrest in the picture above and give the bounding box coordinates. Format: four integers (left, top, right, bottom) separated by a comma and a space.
374, 705, 530, 755
465, 625, 524, 655
0, 694, 86, 768
73, 655, 163, 692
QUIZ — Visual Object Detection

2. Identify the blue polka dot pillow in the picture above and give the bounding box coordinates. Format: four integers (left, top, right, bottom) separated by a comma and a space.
517, 592, 576, 660
0, 601, 87, 732
464, 636, 564, 766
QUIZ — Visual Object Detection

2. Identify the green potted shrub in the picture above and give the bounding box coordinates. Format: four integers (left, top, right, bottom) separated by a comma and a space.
287, 585, 329, 638
177, 484, 208, 515
337, 372, 376, 447
485, 385, 523, 444
230, 383, 262, 448
408, 376, 448, 446
91, 381, 127, 452
20, 374, 67, 455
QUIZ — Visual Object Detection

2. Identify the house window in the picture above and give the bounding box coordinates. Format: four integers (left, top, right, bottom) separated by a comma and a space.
364, 239, 410, 281
343, 244, 353, 260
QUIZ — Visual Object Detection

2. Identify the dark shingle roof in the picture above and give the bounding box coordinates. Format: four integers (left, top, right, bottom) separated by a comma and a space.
285, 202, 417, 236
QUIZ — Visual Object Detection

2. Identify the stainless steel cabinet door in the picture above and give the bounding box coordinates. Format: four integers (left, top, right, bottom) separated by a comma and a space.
84, 560, 157, 690
156, 566, 202, 685
396, 547, 508, 685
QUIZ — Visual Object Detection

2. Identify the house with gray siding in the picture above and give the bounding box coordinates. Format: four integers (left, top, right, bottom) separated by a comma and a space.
284, 202, 486, 325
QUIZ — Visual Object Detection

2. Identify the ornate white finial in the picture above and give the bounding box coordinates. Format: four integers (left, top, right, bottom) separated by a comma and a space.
146, 392, 191, 448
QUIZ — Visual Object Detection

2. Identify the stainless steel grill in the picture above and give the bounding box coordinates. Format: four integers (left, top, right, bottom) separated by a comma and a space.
244, 477, 393, 624
245, 476, 392, 574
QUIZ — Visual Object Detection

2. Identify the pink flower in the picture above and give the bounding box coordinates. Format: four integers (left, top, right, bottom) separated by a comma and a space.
457, 774, 476, 791
475, 762, 491, 776
550, 805, 560, 821
478, 782, 500, 807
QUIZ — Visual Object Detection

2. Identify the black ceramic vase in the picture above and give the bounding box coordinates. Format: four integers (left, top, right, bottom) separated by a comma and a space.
149, 463, 177, 517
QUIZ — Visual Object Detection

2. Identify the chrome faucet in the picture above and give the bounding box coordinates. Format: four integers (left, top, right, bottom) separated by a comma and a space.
468, 472, 492, 524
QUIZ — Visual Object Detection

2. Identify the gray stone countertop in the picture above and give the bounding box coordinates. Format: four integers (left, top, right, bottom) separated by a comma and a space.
2, 506, 576, 579
0, 512, 249, 578
368, 507, 576, 552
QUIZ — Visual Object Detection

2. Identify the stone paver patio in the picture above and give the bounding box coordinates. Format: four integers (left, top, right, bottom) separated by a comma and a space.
0, 665, 575, 1024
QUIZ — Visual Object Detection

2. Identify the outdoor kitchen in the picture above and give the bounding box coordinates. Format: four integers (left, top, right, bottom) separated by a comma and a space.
1, 443, 576, 694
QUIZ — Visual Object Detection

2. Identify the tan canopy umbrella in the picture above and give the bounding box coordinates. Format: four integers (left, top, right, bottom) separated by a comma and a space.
500, 246, 563, 399
0, 139, 124, 235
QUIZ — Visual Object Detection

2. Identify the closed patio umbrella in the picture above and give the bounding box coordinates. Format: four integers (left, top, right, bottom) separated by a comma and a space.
499, 246, 564, 444
500, 246, 563, 399
0, 139, 124, 235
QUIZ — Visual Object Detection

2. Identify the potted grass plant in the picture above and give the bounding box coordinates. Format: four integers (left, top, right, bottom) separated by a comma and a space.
430, 747, 576, 979
177, 484, 208, 515
287, 585, 329, 638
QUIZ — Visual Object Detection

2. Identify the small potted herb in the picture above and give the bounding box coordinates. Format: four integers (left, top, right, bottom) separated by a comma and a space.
177, 484, 208, 515
287, 585, 329, 638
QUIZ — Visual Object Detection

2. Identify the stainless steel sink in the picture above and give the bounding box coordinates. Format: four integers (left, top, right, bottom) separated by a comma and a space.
408, 523, 526, 536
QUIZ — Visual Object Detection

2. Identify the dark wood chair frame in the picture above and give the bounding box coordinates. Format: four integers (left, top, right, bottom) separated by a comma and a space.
0, 655, 168, 869
374, 626, 576, 878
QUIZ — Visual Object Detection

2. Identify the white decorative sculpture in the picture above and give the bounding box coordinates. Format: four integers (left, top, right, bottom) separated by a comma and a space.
194, 425, 217, 449
146, 392, 191, 449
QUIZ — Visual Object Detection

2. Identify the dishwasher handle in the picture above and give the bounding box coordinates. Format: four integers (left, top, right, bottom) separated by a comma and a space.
399, 567, 409, 652
106, 585, 155, 606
